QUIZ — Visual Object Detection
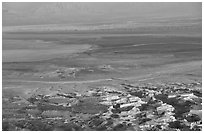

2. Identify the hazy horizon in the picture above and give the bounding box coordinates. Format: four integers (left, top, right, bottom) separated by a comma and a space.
3, 2, 201, 26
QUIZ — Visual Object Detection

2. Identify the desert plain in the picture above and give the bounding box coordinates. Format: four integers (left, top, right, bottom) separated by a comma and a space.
2, 15, 202, 131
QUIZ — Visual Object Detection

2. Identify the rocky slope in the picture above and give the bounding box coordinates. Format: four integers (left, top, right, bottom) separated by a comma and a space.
2, 81, 202, 131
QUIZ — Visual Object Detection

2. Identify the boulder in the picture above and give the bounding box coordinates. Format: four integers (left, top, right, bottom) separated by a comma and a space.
113, 103, 120, 109
129, 97, 140, 102
120, 106, 134, 112
110, 114, 120, 118
111, 108, 121, 114
104, 95, 120, 101
156, 104, 174, 115
115, 98, 128, 104
185, 114, 201, 122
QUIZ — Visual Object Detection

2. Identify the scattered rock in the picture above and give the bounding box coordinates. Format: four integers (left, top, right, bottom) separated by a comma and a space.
129, 97, 140, 102
168, 121, 184, 129
191, 90, 202, 97
72, 97, 108, 114
129, 91, 145, 98
3, 82, 202, 131
115, 97, 128, 104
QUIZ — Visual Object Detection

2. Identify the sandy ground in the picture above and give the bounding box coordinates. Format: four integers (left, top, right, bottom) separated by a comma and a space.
2, 60, 201, 95
3, 39, 91, 62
